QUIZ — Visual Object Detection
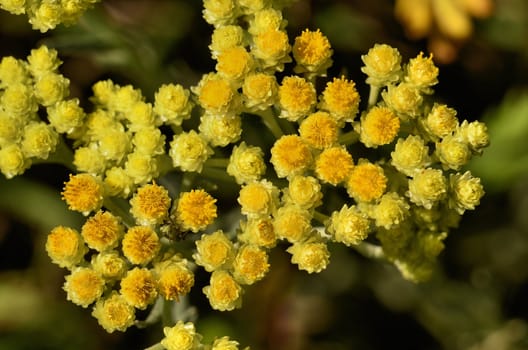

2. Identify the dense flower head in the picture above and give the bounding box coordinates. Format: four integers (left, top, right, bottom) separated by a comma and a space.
251, 28, 292, 71
315, 146, 354, 186
193, 230, 235, 272
122, 226, 161, 265
92, 292, 135, 333
162, 321, 203, 350
242, 72, 278, 110
382, 82, 423, 118
81, 210, 124, 252
327, 205, 371, 246
422, 103, 459, 140
346, 161, 387, 202
448, 171, 485, 214
203, 270, 243, 311
270, 134, 313, 178
283, 175, 323, 209
293, 29, 333, 76
63, 267, 105, 308
169, 130, 213, 173
238, 218, 277, 248
278, 76, 317, 122
210, 25, 246, 58
405, 52, 439, 93
194, 73, 241, 116
227, 142, 266, 184
91, 251, 128, 281
361, 44, 402, 86
287, 239, 330, 274
407, 168, 448, 209
232, 244, 270, 285
203, 0, 238, 26
299, 111, 339, 149
120, 267, 158, 310
319, 76, 360, 124
154, 83, 193, 126
273, 204, 312, 243
238, 180, 279, 218
155, 259, 195, 301
372, 192, 411, 229
199, 113, 242, 147
46, 226, 87, 269
391, 135, 431, 176
435, 134, 472, 170
62, 173, 104, 215
360, 106, 400, 148
21, 121, 58, 159
216, 46, 254, 82
130, 182, 171, 226
174, 189, 218, 233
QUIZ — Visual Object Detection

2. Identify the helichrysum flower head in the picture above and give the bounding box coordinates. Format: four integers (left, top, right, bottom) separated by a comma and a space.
327, 205, 370, 246
210, 25, 246, 59
278, 75, 316, 122
91, 251, 128, 281
422, 103, 459, 140
174, 189, 218, 233
0, 111, 24, 147
73, 146, 107, 175
359, 106, 400, 148
90, 79, 116, 107
449, 171, 484, 214
155, 258, 195, 301
283, 175, 322, 209
47, 98, 85, 134
126, 101, 158, 131
346, 160, 387, 203
122, 226, 161, 265
92, 292, 135, 333
361, 44, 402, 86
62, 173, 104, 215
382, 82, 423, 118
315, 146, 354, 186
0, 144, 29, 179
108, 84, 143, 114
162, 321, 203, 350
435, 134, 471, 170
371, 192, 410, 229
125, 151, 159, 184
299, 111, 339, 149
46, 226, 88, 269
203, 270, 243, 311
63, 267, 105, 308
249, 8, 285, 35
238, 218, 277, 248
457, 120, 489, 154
27, 45, 61, 76
273, 204, 312, 243
1, 83, 37, 117
391, 135, 431, 177
287, 239, 330, 274
216, 46, 254, 82
405, 52, 439, 93
232, 244, 270, 285
169, 130, 213, 173
242, 72, 278, 110
120, 267, 158, 310
227, 142, 266, 185
81, 210, 124, 252
193, 230, 235, 272
20, 122, 59, 159
154, 83, 193, 126
238, 180, 280, 218
96, 127, 131, 163
407, 168, 448, 209
104, 166, 135, 198
33, 72, 70, 106
130, 182, 171, 226
194, 73, 241, 116
211, 336, 242, 350
203, 0, 238, 26
132, 127, 166, 156
199, 113, 242, 147
293, 29, 333, 77
251, 28, 292, 71
270, 135, 313, 178
0, 56, 30, 87
318, 76, 360, 124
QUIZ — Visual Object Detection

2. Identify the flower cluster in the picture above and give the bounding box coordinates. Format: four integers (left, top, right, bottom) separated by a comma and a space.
2, 0, 490, 346
0, 0, 100, 32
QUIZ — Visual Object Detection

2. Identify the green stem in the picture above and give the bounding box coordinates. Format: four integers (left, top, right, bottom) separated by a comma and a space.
254, 108, 284, 139
204, 158, 229, 168
200, 167, 235, 183
162, 299, 175, 327
338, 130, 359, 145
353, 241, 385, 260
157, 154, 174, 178
312, 210, 329, 225
368, 85, 381, 107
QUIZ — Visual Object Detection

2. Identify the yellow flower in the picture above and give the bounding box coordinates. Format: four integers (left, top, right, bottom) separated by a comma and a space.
96, 127, 131, 162
435, 134, 471, 170
449, 171, 484, 214
293, 29, 333, 76
73, 146, 107, 175
161, 321, 202, 350
0, 56, 29, 87
227, 142, 266, 185
422, 103, 459, 140
169, 130, 213, 173
91, 251, 128, 281
299, 111, 339, 149
92, 292, 135, 333
46, 226, 87, 269
198, 113, 242, 147
194, 73, 240, 116
273, 204, 312, 243
154, 83, 193, 126
81, 210, 123, 252
33, 72, 70, 106
203, 270, 243, 311
242, 72, 278, 110
238, 218, 277, 249
405, 52, 439, 93
457, 120, 489, 154
210, 25, 246, 59
346, 161, 387, 202
315, 146, 354, 186
0, 0, 25, 16
0, 144, 29, 179
174, 189, 218, 233
326, 205, 370, 246
216, 46, 254, 82
361, 44, 402, 87
319, 76, 360, 124
251, 28, 292, 71
1, 83, 37, 118
20, 122, 59, 159
283, 175, 322, 209
372, 192, 410, 229
29, 2, 62, 33
0, 111, 24, 147
132, 127, 166, 156
108, 84, 143, 114
122, 226, 161, 265
391, 135, 431, 176
62, 173, 104, 215
193, 230, 235, 272
155, 259, 195, 301
203, 0, 238, 27
130, 182, 171, 226
359, 106, 400, 148
287, 240, 330, 273
232, 244, 269, 285
126, 101, 158, 131
382, 82, 423, 118
278, 76, 316, 122
104, 166, 135, 198
124, 151, 159, 184
47, 98, 85, 134
248, 8, 285, 35
211, 336, 242, 350
407, 168, 447, 209
120, 267, 158, 310
238, 180, 279, 218
270, 135, 313, 178
63, 267, 105, 308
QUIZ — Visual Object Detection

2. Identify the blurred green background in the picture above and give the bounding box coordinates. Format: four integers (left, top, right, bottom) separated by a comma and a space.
1, 0, 528, 349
